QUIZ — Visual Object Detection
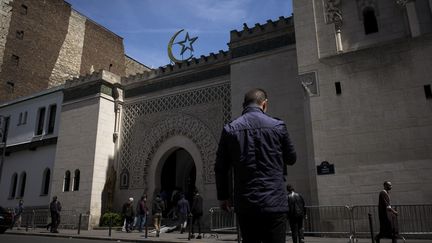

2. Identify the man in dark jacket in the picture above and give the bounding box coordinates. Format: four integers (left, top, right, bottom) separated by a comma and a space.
152, 194, 165, 237
49, 196, 62, 233
136, 195, 148, 232
191, 189, 203, 239
122, 197, 135, 233
215, 88, 297, 243
375, 181, 399, 243
287, 184, 306, 243
177, 193, 190, 234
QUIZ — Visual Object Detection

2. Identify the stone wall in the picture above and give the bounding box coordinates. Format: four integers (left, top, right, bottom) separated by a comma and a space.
125, 55, 150, 77
0, 0, 128, 104
0, 0, 13, 75
294, 1, 432, 206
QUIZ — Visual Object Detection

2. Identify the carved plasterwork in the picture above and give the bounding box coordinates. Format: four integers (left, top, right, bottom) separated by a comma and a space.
324, 0, 343, 29
395, 0, 411, 7
299, 72, 319, 97
119, 83, 231, 189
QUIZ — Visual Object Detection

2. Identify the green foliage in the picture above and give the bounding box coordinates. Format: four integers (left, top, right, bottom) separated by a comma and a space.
100, 212, 123, 227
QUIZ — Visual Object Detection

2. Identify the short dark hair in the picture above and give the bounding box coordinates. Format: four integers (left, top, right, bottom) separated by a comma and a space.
287, 184, 294, 192
243, 88, 267, 108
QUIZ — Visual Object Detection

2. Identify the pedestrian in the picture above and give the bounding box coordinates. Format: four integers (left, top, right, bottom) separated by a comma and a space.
190, 189, 203, 239
287, 185, 306, 243
152, 194, 165, 237
14, 200, 24, 230
136, 194, 148, 232
49, 196, 62, 233
177, 193, 190, 234
375, 181, 399, 243
215, 88, 297, 243
122, 197, 135, 233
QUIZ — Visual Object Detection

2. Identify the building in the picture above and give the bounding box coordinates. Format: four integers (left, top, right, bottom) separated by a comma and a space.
1, 0, 432, 229
0, 0, 149, 103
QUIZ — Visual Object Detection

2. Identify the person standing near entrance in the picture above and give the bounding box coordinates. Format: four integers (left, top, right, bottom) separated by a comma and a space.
287, 185, 306, 243
152, 194, 165, 237
375, 181, 399, 243
177, 193, 190, 234
136, 195, 148, 232
191, 189, 203, 239
122, 197, 135, 233
215, 88, 297, 243
49, 196, 62, 233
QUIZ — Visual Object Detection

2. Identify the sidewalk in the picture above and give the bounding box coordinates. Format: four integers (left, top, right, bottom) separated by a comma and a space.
5, 228, 432, 243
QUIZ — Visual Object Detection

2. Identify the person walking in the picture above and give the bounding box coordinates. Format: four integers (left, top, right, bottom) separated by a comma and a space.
215, 88, 297, 243
136, 195, 148, 232
152, 194, 165, 237
287, 185, 306, 243
49, 196, 62, 233
122, 197, 135, 233
14, 200, 24, 230
177, 193, 190, 234
191, 189, 203, 239
375, 181, 399, 243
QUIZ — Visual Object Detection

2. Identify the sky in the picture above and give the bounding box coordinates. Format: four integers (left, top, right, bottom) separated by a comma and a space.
66, 0, 293, 68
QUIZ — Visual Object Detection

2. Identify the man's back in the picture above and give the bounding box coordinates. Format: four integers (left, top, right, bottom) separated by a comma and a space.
216, 106, 296, 213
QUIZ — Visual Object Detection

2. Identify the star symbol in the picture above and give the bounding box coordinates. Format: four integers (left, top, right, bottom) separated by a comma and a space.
175, 32, 198, 56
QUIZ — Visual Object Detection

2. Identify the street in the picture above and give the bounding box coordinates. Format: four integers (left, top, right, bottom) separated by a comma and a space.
0, 234, 115, 243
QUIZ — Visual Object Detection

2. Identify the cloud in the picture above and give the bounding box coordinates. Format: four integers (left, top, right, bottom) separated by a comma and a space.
183, 0, 251, 23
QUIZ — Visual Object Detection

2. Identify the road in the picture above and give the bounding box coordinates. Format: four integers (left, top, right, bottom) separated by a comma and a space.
0, 234, 116, 243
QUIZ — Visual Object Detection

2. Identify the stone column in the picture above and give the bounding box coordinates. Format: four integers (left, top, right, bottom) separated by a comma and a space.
52, 70, 122, 228
406, 1, 421, 37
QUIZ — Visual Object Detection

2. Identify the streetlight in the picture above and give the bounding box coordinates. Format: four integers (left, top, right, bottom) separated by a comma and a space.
0, 115, 9, 182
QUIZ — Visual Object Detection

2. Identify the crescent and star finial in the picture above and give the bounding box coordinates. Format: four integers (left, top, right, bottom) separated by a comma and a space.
167, 29, 198, 64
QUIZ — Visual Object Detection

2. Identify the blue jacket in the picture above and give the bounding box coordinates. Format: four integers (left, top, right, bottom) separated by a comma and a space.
215, 106, 296, 214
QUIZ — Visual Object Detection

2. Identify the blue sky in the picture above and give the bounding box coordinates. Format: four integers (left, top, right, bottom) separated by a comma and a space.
66, 0, 293, 68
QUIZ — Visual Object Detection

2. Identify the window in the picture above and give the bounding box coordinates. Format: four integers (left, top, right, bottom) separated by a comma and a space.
18, 113, 23, 126
335, 82, 342, 95
41, 168, 51, 195
11, 55, 19, 66
73, 169, 80, 191
20, 4, 28, 15
424, 85, 432, 99
363, 7, 378, 34
47, 104, 56, 134
1, 116, 10, 143
9, 173, 18, 199
23, 112, 27, 125
18, 172, 26, 198
35, 107, 46, 135
63, 171, 71, 192
16, 31, 24, 40
120, 169, 129, 189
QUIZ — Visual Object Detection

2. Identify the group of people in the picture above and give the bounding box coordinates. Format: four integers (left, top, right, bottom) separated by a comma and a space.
122, 189, 203, 239
215, 88, 400, 243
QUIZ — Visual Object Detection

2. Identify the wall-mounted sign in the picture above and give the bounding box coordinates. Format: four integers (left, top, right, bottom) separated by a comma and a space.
167, 29, 198, 63
317, 161, 335, 175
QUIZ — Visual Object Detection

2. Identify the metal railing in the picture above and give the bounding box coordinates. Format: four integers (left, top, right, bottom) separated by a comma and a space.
209, 204, 432, 241
12, 208, 90, 230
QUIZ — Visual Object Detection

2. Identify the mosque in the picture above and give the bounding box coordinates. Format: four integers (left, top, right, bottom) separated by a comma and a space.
0, 0, 431, 228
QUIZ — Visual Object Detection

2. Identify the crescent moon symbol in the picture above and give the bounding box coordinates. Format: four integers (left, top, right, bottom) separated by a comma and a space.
168, 29, 185, 63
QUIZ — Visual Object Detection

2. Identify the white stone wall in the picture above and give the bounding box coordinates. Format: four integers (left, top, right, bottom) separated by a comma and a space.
0, 0, 13, 74
0, 145, 55, 208
0, 88, 63, 146
49, 10, 86, 87
230, 46, 314, 203
294, 1, 432, 205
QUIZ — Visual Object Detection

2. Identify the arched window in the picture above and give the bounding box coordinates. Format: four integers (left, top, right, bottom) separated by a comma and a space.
63, 170, 71, 192
73, 169, 80, 191
363, 7, 378, 34
41, 168, 51, 195
9, 173, 18, 198
120, 169, 129, 189
18, 172, 26, 198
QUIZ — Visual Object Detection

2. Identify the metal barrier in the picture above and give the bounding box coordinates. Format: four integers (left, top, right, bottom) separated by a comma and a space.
209, 204, 432, 241
12, 208, 89, 230
352, 204, 432, 239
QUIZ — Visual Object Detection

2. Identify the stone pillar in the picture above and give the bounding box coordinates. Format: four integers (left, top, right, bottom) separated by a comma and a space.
406, 1, 421, 37
51, 70, 122, 228
429, 0, 432, 16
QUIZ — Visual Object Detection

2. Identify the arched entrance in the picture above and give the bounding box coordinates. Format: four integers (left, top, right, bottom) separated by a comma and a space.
161, 148, 196, 204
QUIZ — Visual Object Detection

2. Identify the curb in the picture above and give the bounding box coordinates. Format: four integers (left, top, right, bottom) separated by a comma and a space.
4, 231, 195, 243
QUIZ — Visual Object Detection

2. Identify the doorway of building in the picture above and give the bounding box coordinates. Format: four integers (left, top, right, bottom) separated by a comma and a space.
160, 148, 196, 217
